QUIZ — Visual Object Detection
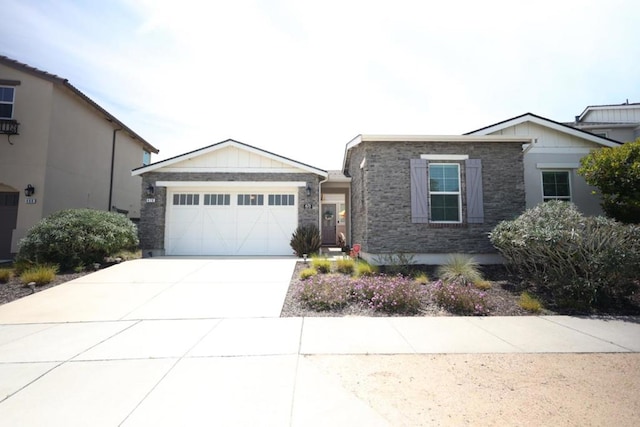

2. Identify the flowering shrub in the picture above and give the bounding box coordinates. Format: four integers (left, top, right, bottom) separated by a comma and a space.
352, 275, 425, 314
296, 274, 351, 310
430, 280, 490, 315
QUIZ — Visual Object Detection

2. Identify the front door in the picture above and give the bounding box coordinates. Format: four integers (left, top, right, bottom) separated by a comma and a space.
321, 204, 336, 245
0, 192, 19, 259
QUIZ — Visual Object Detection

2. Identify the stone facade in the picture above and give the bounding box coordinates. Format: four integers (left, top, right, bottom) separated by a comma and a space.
346, 140, 525, 259
138, 171, 323, 256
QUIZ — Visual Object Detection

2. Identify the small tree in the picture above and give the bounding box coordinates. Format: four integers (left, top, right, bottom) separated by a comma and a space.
578, 138, 640, 223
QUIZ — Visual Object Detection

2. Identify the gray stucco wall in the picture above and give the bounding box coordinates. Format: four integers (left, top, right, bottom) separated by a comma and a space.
138, 171, 323, 256
346, 140, 525, 257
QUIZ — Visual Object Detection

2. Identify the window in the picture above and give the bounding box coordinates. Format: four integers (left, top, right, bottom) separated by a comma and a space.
237, 194, 264, 206
0, 86, 15, 119
172, 193, 200, 205
429, 163, 461, 222
542, 171, 571, 201
268, 194, 295, 206
204, 194, 230, 205
142, 150, 151, 166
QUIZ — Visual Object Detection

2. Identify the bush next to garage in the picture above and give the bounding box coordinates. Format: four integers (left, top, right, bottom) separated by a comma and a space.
489, 201, 640, 310
290, 224, 321, 257
17, 209, 139, 271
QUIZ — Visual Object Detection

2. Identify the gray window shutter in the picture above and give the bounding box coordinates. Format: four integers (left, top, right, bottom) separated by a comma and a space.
465, 158, 484, 223
410, 159, 429, 223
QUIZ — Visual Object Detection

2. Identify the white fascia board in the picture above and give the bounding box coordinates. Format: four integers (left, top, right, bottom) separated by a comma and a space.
358, 135, 531, 143
158, 167, 301, 173
578, 104, 640, 122
155, 181, 308, 188
420, 154, 469, 160
536, 163, 581, 169
527, 147, 596, 154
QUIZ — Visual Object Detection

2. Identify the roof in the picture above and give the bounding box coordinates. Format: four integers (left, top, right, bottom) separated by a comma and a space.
465, 112, 622, 148
577, 102, 640, 122
342, 134, 533, 173
0, 55, 158, 154
132, 139, 328, 177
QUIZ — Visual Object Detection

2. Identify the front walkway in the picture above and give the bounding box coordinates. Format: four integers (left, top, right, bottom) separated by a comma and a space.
0, 258, 639, 425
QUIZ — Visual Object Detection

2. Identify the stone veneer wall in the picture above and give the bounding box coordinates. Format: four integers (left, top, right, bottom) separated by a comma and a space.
346, 140, 525, 256
138, 171, 323, 256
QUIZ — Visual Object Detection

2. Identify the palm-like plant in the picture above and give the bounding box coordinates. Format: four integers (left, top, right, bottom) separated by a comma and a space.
436, 254, 483, 285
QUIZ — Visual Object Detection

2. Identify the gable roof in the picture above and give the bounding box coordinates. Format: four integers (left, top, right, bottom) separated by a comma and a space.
465, 112, 621, 148
0, 55, 158, 154
577, 102, 640, 122
132, 139, 328, 177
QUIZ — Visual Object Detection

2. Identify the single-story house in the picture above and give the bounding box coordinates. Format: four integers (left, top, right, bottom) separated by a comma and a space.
135, 135, 528, 263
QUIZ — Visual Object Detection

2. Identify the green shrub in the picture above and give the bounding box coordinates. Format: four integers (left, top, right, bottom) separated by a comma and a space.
355, 260, 378, 277
413, 272, 430, 285
311, 257, 331, 273
290, 224, 321, 257
336, 258, 355, 275
474, 280, 492, 291
0, 268, 12, 283
519, 292, 542, 313
17, 209, 139, 271
296, 274, 352, 310
490, 201, 640, 310
20, 264, 58, 285
436, 254, 483, 285
431, 280, 490, 315
300, 268, 318, 280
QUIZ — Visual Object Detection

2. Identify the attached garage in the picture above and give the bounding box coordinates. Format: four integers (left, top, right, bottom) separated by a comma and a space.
133, 139, 327, 257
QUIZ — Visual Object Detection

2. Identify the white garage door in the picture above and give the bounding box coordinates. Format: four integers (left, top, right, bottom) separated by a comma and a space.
166, 189, 298, 256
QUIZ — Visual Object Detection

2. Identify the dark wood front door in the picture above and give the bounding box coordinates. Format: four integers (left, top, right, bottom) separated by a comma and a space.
0, 192, 19, 259
321, 204, 336, 245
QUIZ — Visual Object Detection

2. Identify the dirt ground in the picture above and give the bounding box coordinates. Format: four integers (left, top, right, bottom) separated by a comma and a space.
306, 353, 640, 426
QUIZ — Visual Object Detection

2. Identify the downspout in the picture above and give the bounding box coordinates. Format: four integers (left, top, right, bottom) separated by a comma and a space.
317, 174, 329, 239
108, 128, 122, 211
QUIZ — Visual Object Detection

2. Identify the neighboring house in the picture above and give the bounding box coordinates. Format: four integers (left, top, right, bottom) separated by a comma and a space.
342, 135, 527, 264
567, 102, 640, 142
133, 139, 328, 257
466, 113, 621, 216
0, 56, 158, 259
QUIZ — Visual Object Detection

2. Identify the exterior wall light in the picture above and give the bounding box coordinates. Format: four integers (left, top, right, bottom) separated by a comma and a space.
146, 184, 155, 195
306, 184, 312, 197
24, 184, 35, 197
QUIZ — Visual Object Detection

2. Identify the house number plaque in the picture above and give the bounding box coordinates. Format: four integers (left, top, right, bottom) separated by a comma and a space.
303, 203, 312, 209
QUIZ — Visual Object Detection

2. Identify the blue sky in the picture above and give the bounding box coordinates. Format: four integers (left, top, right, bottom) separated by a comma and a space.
2, 0, 639, 169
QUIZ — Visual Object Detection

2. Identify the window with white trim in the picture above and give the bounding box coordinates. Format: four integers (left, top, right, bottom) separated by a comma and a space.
172, 193, 200, 205
429, 163, 461, 222
0, 86, 15, 119
268, 194, 295, 206
142, 150, 151, 166
204, 194, 230, 205
237, 194, 264, 206
542, 171, 571, 202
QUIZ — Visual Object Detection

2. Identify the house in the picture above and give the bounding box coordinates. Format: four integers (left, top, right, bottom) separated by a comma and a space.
567, 102, 640, 142
135, 135, 527, 264
466, 113, 621, 216
0, 56, 158, 259
132, 139, 328, 257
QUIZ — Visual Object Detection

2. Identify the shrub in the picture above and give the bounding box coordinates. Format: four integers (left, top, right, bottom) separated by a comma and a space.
413, 272, 430, 285
374, 253, 416, 276
519, 292, 543, 313
17, 209, 139, 271
300, 268, 318, 280
296, 274, 352, 310
430, 280, 490, 315
351, 275, 424, 314
355, 260, 378, 277
436, 254, 483, 285
290, 224, 321, 257
335, 258, 355, 275
311, 257, 331, 273
474, 280, 492, 291
0, 268, 12, 283
490, 201, 640, 310
20, 264, 58, 286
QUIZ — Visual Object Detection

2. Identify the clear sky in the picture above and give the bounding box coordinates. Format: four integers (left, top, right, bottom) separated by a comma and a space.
2, 0, 639, 170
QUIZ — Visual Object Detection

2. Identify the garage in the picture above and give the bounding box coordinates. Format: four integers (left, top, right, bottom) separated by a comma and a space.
165, 186, 298, 256
133, 139, 327, 257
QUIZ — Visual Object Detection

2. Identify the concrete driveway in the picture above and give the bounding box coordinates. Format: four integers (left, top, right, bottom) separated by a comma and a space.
0, 258, 639, 426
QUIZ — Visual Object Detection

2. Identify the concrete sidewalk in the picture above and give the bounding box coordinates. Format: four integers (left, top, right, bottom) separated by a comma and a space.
0, 258, 639, 425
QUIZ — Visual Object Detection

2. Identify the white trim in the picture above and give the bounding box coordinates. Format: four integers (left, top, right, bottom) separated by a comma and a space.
421, 154, 469, 160
527, 147, 595, 154
360, 157, 366, 169
578, 103, 640, 122
428, 163, 462, 224
158, 167, 301, 173
156, 181, 307, 188
540, 170, 572, 202
0, 85, 16, 119
536, 163, 580, 169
